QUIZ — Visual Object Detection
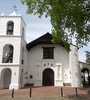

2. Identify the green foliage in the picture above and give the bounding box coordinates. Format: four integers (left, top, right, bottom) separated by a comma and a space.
85, 51, 90, 64
21, 0, 90, 50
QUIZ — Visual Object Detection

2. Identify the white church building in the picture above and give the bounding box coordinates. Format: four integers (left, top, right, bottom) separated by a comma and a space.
0, 12, 90, 90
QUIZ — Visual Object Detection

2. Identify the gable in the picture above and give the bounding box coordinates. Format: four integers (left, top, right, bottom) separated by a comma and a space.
26, 32, 65, 51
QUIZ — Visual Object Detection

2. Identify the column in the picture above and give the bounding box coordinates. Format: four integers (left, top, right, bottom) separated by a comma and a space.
0, 69, 4, 89
69, 45, 82, 87
55, 63, 63, 86
9, 67, 21, 90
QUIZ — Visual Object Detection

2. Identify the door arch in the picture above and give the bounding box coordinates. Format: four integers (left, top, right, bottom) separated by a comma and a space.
2, 68, 12, 89
81, 68, 90, 86
43, 68, 54, 86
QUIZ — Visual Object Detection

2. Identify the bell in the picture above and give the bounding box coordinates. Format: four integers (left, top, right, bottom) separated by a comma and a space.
8, 25, 13, 30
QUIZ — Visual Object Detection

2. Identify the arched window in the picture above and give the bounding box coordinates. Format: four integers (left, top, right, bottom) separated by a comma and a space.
2, 44, 14, 63
7, 21, 14, 35
21, 47, 24, 64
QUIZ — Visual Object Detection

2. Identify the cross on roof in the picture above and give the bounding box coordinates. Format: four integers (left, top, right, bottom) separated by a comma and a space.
13, 5, 17, 12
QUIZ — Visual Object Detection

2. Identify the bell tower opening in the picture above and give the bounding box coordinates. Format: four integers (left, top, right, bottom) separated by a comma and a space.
7, 21, 14, 35
2, 44, 13, 63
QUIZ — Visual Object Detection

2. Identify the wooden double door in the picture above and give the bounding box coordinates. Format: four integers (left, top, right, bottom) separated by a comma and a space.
43, 68, 54, 86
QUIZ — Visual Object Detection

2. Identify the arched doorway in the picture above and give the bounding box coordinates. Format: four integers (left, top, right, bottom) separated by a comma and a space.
43, 68, 54, 86
81, 68, 90, 86
2, 68, 12, 89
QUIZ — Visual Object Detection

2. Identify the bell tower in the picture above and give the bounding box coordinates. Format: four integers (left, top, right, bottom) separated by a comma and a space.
0, 11, 26, 38
0, 11, 26, 90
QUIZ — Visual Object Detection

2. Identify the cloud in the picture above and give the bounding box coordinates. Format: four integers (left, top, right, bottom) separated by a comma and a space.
27, 23, 52, 30
26, 22, 52, 42
78, 43, 90, 62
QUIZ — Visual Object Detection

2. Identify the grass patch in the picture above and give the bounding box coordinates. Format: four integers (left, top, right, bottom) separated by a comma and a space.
0, 96, 87, 100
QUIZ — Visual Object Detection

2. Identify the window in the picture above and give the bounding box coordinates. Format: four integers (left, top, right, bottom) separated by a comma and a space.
43, 47, 54, 59
21, 59, 24, 64
7, 21, 14, 35
22, 27, 24, 37
30, 75, 33, 79
21, 47, 24, 64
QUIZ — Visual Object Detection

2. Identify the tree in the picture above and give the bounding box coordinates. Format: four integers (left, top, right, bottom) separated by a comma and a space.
85, 51, 90, 64
21, 0, 90, 50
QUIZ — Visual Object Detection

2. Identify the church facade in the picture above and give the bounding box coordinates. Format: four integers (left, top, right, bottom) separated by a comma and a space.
0, 12, 89, 90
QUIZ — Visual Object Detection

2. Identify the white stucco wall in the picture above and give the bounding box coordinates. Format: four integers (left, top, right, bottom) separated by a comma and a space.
0, 36, 21, 64
0, 36, 28, 89
0, 16, 26, 36
69, 45, 82, 87
27, 44, 71, 86
0, 13, 27, 90
80, 62, 90, 71
0, 64, 22, 90
20, 38, 28, 85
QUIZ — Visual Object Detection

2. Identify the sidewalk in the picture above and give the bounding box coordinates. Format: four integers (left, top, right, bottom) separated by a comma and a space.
0, 86, 89, 98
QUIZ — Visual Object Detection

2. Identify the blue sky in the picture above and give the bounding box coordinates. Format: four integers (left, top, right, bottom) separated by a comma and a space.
0, 0, 90, 62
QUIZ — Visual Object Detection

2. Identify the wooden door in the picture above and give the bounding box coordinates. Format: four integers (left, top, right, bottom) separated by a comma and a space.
43, 68, 54, 86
